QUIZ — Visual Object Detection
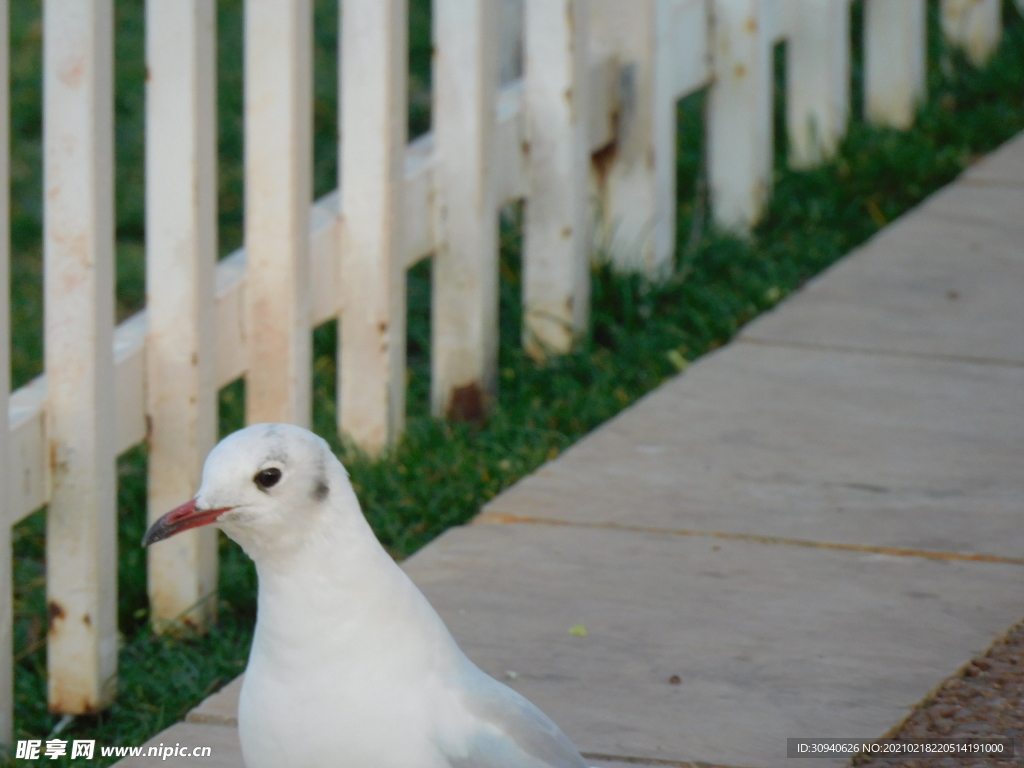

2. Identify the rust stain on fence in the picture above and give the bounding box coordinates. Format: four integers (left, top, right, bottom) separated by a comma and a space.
52, 694, 103, 717
447, 382, 487, 425
47, 601, 66, 633
592, 141, 618, 201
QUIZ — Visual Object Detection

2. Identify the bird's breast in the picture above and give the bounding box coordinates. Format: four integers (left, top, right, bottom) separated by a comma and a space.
238, 653, 465, 768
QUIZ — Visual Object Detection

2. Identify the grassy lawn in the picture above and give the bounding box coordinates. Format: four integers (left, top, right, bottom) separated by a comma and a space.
4, 0, 1024, 762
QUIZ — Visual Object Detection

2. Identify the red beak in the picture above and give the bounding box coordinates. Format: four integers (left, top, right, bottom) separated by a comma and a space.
142, 499, 233, 546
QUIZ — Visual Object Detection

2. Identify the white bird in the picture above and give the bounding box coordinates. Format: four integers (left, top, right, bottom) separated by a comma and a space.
144, 423, 590, 768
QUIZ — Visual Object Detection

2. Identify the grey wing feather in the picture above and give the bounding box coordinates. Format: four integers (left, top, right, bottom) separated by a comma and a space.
446, 673, 588, 768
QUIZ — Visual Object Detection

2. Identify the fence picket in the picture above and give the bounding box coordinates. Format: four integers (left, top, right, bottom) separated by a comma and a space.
339, 0, 409, 453
522, 0, 591, 358
43, 0, 118, 713
589, 0, 661, 271
708, 0, 775, 231
432, 0, 500, 420
941, 0, 1002, 67
244, 0, 313, 427
864, 0, 926, 130
0, 0, 10, 741
144, 0, 219, 632
785, 0, 850, 167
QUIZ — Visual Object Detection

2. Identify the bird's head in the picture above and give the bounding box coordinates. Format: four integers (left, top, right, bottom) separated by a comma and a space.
143, 423, 350, 560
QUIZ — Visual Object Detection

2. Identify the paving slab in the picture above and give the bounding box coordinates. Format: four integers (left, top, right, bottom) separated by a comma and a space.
739, 211, 1024, 364
961, 131, 1024, 187
403, 524, 1024, 768
484, 342, 1024, 561
916, 178, 1024, 237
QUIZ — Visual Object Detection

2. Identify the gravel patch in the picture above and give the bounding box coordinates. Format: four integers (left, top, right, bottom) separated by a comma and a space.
854, 619, 1024, 768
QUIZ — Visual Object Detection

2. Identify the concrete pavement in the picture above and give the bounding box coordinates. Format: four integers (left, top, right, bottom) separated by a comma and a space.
115, 131, 1024, 767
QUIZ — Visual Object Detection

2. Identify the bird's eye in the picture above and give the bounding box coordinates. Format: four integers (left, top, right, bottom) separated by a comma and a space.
254, 467, 282, 490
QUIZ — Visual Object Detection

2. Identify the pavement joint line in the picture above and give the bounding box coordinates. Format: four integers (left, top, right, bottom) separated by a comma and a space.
581, 752, 751, 768
736, 336, 1024, 369
473, 513, 1024, 567
185, 712, 236, 726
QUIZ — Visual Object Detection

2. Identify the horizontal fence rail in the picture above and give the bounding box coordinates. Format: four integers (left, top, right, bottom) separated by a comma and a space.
1, 0, 1015, 736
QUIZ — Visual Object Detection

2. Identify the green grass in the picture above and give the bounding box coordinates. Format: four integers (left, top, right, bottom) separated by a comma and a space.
5, 0, 1024, 763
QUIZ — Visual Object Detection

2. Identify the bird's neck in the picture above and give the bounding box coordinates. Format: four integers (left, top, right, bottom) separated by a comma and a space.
247, 507, 458, 675
254, 509, 395, 627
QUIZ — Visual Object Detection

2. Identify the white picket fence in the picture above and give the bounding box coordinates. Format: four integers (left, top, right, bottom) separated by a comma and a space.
0, 0, 1012, 741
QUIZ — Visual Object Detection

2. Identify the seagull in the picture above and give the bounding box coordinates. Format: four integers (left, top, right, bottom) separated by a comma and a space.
144, 423, 590, 768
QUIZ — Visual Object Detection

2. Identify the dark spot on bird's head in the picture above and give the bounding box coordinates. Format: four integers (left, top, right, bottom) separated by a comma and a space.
312, 478, 329, 502
263, 448, 288, 465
